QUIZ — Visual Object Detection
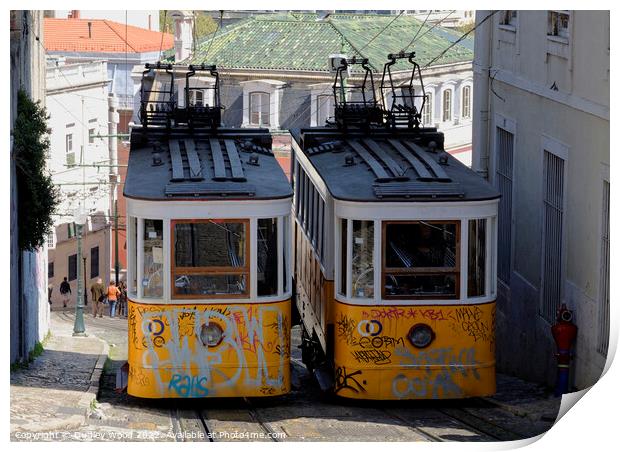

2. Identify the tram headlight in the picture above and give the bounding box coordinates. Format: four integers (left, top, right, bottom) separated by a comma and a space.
200, 322, 224, 347
407, 323, 435, 349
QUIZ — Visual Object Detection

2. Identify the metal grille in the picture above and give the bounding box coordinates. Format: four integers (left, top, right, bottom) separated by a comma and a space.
597, 180, 610, 356
495, 127, 514, 283
541, 151, 565, 322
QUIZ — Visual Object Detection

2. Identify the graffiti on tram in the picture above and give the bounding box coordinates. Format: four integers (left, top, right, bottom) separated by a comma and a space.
128, 303, 290, 397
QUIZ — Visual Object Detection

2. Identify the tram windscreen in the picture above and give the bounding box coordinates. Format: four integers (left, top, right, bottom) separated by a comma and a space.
172, 220, 248, 297
383, 221, 459, 299
143, 219, 163, 298
174, 221, 246, 268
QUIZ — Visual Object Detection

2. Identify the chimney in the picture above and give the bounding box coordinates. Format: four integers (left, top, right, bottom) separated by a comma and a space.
87, 21, 92, 38
171, 10, 195, 62
70, 10, 80, 19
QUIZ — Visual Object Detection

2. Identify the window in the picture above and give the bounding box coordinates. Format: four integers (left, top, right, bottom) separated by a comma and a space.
88, 128, 95, 144
339, 219, 347, 297
383, 221, 459, 299
541, 151, 565, 322
598, 181, 610, 355
143, 219, 163, 298
67, 222, 76, 239
422, 92, 433, 125
496, 127, 514, 284
66, 133, 75, 166
294, 162, 327, 264
189, 89, 204, 106
468, 219, 486, 297
548, 11, 570, 39
257, 218, 278, 296
500, 10, 517, 27
128, 217, 137, 296
48, 262, 54, 279
68, 254, 77, 281
172, 220, 249, 298
442, 89, 452, 122
249, 92, 270, 126
316, 94, 334, 126
461, 85, 471, 119
47, 229, 55, 248
352, 220, 374, 299
90, 246, 99, 279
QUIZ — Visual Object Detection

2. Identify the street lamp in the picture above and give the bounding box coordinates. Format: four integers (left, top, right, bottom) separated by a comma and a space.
73, 203, 88, 337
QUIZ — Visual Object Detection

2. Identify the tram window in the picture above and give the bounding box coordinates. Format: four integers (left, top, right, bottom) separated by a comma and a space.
174, 274, 247, 296
468, 219, 486, 297
174, 221, 245, 267
352, 220, 374, 298
129, 217, 137, 296
283, 215, 290, 293
143, 219, 163, 298
383, 221, 459, 299
257, 218, 278, 296
172, 220, 249, 298
339, 219, 347, 296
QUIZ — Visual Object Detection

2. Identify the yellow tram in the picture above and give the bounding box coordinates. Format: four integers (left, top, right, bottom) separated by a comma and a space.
123, 64, 293, 398
292, 54, 500, 400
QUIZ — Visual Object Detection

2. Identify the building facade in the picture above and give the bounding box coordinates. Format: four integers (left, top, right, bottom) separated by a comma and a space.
46, 60, 112, 307
44, 15, 173, 278
152, 13, 475, 166
10, 10, 50, 363
472, 10, 610, 389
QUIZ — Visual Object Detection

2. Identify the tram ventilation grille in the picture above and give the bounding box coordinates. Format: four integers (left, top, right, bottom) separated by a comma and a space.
164, 182, 256, 197
373, 182, 464, 199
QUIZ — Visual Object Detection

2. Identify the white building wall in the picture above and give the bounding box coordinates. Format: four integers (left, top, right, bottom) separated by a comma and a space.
473, 10, 610, 389
46, 61, 111, 225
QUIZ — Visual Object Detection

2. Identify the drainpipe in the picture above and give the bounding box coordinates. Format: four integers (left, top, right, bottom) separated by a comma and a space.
472, 10, 493, 179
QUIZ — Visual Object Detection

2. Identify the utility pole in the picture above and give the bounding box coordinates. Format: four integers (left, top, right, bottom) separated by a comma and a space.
108, 93, 120, 285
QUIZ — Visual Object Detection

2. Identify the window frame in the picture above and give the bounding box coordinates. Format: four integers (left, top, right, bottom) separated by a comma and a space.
461, 85, 472, 119
547, 10, 571, 41
68, 253, 78, 281
90, 246, 99, 279
422, 91, 433, 125
381, 220, 461, 300
65, 133, 75, 166
249, 91, 270, 126
442, 88, 452, 122
170, 218, 251, 299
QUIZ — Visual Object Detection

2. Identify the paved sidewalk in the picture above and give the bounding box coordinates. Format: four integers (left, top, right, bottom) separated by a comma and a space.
10, 322, 109, 438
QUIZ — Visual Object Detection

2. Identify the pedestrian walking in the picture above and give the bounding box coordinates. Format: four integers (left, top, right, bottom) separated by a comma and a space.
90, 278, 106, 318
107, 281, 121, 318
59, 277, 71, 308
118, 280, 128, 318
48, 284, 53, 306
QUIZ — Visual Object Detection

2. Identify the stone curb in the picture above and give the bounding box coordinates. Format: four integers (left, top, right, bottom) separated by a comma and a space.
77, 336, 110, 421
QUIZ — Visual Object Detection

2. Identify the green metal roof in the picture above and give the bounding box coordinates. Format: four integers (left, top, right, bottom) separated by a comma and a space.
183, 13, 473, 72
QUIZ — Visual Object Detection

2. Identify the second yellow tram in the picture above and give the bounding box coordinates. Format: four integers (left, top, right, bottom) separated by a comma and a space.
291, 54, 500, 400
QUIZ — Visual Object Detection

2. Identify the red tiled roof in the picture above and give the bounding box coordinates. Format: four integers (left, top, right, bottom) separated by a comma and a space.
44, 18, 174, 53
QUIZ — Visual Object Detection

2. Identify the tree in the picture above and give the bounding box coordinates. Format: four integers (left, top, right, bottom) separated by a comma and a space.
159, 10, 218, 41
13, 90, 60, 251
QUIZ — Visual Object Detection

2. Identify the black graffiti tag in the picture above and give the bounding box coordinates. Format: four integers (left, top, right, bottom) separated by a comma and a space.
334, 367, 367, 394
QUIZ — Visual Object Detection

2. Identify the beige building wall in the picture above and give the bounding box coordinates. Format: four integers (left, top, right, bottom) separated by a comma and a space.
472, 10, 609, 389
48, 225, 110, 308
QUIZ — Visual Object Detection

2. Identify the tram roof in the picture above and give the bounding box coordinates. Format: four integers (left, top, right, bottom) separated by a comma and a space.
124, 127, 293, 201
290, 127, 501, 203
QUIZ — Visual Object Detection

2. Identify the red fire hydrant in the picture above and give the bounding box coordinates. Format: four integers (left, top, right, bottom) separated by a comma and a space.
551, 304, 578, 396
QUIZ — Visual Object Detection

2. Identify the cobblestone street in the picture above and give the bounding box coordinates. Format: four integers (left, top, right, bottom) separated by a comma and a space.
10, 311, 562, 442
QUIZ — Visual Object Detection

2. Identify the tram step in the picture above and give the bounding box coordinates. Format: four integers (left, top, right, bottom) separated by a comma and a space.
115, 361, 128, 394
313, 366, 334, 393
